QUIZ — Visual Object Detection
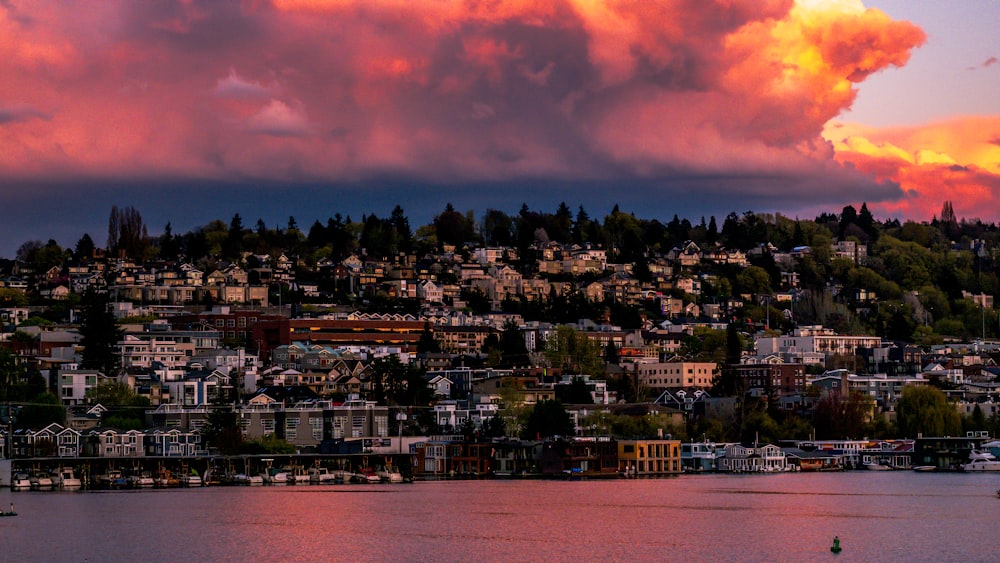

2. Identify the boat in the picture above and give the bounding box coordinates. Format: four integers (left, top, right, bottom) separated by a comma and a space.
351, 467, 381, 484
863, 463, 892, 471
1, 502, 16, 517
30, 471, 54, 490
286, 466, 310, 485
127, 471, 155, 488
234, 473, 264, 486
58, 467, 83, 489
11, 473, 32, 491
308, 466, 337, 484
262, 468, 289, 485
961, 450, 1000, 472
96, 469, 128, 489
913, 465, 937, 472
155, 468, 180, 488
377, 466, 404, 483
179, 469, 203, 487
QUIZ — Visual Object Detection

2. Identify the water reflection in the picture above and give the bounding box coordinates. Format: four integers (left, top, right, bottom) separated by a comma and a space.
2, 473, 997, 562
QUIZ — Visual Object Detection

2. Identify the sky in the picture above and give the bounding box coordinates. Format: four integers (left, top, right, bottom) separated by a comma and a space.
0, 0, 998, 258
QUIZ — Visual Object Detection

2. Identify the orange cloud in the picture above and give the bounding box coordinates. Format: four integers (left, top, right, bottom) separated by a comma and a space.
825, 117, 1000, 219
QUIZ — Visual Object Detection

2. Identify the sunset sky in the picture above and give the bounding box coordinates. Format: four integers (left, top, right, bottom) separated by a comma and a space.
1, 0, 997, 256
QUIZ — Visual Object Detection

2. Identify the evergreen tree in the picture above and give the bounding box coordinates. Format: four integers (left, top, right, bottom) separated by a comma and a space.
79, 291, 123, 377
74, 233, 96, 261
520, 399, 574, 439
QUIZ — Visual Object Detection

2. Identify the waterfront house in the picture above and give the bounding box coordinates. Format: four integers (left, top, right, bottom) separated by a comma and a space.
680, 441, 726, 472
539, 437, 619, 477
491, 439, 543, 476
84, 428, 146, 458
618, 438, 682, 475
145, 427, 204, 457
716, 443, 788, 473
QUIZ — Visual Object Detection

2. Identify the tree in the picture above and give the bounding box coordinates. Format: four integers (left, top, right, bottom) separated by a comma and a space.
79, 291, 123, 377
498, 319, 529, 367
202, 407, 243, 455
74, 233, 96, 261
520, 399, 574, 439
0, 348, 25, 403
416, 322, 441, 354
544, 326, 605, 376
813, 391, 873, 439
895, 385, 961, 438
107, 205, 148, 259
481, 414, 507, 438
556, 377, 594, 405
17, 391, 66, 430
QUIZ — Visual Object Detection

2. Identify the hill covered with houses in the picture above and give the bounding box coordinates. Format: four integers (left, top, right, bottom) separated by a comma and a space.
2, 200, 1000, 461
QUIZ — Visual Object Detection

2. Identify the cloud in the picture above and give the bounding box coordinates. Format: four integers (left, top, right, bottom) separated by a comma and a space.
0, 0, 931, 213
968, 56, 998, 71
0, 102, 48, 124
213, 68, 273, 99
246, 99, 312, 137
825, 116, 1000, 219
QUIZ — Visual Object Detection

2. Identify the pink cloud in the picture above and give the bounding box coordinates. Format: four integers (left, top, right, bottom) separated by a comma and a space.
0, 0, 934, 209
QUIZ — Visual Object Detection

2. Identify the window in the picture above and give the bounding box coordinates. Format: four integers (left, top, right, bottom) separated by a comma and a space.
262, 419, 275, 433
310, 417, 323, 440
352, 416, 364, 438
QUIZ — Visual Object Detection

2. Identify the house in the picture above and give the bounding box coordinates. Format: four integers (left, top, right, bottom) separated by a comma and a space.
716, 443, 788, 472
427, 374, 453, 398
145, 427, 205, 456
83, 428, 146, 457
539, 437, 620, 477
618, 438, 682, 475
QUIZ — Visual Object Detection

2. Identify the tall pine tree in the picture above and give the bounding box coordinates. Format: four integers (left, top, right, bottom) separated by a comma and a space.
79, 291, 123, 377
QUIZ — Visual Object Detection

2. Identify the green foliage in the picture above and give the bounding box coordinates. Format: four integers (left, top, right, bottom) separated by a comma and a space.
17, 317, 54, 328
812, 391, 875, 440
520, 399, 574, 440
556, 377, 595, 405
17, 391, 66, 429
543, 326, 605, 377
581, 411, 684, 440
79, 291, 124, 376
0, 288, 28, 307
239, 434, 296, 454
202, 407, 244, 455
895, 385, 961, 438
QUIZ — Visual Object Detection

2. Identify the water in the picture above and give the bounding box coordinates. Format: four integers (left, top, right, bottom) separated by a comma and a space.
1, 472, 997, 562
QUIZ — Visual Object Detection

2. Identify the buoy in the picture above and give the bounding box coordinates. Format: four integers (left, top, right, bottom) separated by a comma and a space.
830, 536, 842, 554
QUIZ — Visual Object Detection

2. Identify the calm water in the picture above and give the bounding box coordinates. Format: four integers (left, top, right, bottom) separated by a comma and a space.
1, 472, 998, 562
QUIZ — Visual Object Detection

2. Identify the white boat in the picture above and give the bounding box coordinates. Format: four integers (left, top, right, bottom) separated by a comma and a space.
864, 463, 893, 471
58, 467, 83, 489
179, 469, 203, 487
263, 469, 289, 485
377, 467, 404, 483
288, 467, 310, 485
30, 471, 54, 489
11, 472, 32, 491
308, 467, 337, 484
912, 465, 937, 472
961, 450, 1000, 472
128, 471, 155, 488
235, 473, 264, 486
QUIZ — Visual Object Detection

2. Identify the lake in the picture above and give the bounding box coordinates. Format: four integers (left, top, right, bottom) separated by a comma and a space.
1, 472, 997, 562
